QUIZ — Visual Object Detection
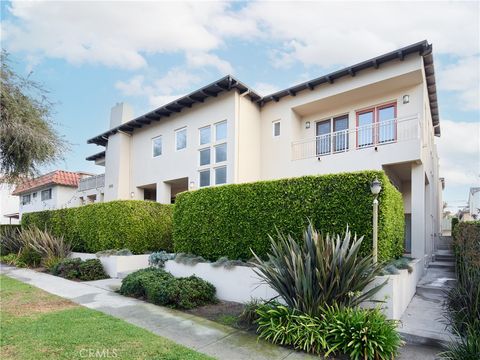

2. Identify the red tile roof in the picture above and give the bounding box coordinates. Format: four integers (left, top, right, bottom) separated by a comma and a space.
12, 170, 84, 195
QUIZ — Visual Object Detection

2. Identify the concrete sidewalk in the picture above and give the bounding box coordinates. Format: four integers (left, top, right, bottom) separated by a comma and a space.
1, 265, 440, 360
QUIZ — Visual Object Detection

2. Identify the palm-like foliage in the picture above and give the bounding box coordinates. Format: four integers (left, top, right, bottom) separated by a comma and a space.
19, 226, 71, 261
251, 222, 385, 316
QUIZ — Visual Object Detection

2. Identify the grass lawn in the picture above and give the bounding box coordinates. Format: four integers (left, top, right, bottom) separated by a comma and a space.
0, 275, 213, 360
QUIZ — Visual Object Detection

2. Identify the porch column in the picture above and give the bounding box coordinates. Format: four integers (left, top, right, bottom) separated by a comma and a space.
411, 163, 425, 262
156, 182, 171, 204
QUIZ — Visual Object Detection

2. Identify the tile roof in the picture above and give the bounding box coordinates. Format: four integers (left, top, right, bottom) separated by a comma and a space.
12, 170, 84, 195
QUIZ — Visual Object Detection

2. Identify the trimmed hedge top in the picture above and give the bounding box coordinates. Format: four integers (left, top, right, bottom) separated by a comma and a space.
174, 170, 404, 262
22, 200, 173, 254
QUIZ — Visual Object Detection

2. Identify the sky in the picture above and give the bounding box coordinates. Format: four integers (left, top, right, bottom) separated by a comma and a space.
1, 0, 479, 211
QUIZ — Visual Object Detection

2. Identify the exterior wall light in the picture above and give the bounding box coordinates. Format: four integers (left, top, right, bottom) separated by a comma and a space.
130, 192, 135, 198
305, 121, 311, 129
402, 94, 410, 104
370, 178, 382, 264
189, 181, 196, 190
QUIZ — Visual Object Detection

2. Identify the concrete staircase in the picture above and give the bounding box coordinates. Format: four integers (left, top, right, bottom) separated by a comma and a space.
399, 237, 456, 348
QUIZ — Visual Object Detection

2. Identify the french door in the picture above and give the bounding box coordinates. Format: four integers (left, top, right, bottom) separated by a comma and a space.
356, 103, 396, 148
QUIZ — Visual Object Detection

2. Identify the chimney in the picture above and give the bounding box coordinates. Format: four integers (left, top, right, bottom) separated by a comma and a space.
110, 102, 133, 129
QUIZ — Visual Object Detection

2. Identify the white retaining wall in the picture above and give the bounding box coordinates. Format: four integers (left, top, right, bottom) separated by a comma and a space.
70, 252, 149, 278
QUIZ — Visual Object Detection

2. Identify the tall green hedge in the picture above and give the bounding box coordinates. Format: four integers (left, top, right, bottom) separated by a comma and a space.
22, 200, 174, 254
174, 170, 404, 262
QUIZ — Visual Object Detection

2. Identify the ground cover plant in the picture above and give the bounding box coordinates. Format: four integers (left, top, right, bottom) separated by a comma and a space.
51, 258, 109, 281
0, 275, 213, 360
174, 170, 404, 262
119, 268, 216, 309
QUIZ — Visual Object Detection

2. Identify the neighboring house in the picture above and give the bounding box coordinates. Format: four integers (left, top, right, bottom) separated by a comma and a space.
12, 170, 102, 218
86, 40, 443, 267
467, 187, 480, 220
0, 182, 20, 224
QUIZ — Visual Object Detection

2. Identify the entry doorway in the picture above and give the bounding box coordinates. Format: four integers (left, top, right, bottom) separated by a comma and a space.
404, 214, 412, 254
165, 177, 189, 204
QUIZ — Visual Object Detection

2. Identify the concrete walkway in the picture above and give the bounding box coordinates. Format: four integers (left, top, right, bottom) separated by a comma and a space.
1, 265, 441, 359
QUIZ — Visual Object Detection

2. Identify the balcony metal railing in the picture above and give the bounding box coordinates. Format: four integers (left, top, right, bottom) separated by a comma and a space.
292, 114, 420, 161
78, 173, 105, 191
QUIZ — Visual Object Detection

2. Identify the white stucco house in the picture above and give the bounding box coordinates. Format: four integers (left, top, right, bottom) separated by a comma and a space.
12, 170, 102, 218
0, 182, 20, 224
86, 40, 443, 268
467, 187, 480, 220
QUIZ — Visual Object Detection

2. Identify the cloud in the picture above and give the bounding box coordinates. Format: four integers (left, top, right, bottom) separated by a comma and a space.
437, 120, 480, 188
115, 68, 200, 107
438, 57, 480, 110
253, 82, 281, 96
186, 52, 233, 74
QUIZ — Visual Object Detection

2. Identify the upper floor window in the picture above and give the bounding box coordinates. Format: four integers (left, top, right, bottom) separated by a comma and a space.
41, 188, 52, 201
175, 127, 187, 151
152, 136, 162, 157
356, 102, 396, 148
316, 115, 349, 155
199, 148, 211, 166
273, 120, 281, 137
22, 194, 31, 205
215, 121, 227, 142
199, 126, 211, 145
215, 143, 227, 163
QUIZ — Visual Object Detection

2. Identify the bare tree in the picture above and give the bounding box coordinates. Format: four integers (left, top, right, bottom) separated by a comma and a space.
0, 50, 68, 183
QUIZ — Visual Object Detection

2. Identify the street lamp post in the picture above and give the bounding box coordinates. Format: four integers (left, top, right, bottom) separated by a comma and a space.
370, 178, 382, 264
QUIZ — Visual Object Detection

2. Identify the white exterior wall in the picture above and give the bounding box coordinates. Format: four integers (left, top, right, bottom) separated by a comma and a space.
0, 183, 19, 224
18, 185, 78, 218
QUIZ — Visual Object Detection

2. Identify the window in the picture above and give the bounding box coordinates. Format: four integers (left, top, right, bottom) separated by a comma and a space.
316, 120, 331, 155
356, 102, 397, 148
32, 192, 37, 198
316, 115, 349, 155
152, 136, 162, 157
199, 148, 211, 166
215, 121, 227, 142
22, 194, 31, 205
41, 188, 52, 201
175, 127, 187, 150
199, 126, 211, 145
215, 166, 227, 185
273, 121, 281, 137
199, 169, 210, 187
215, 143, 227, 163
333, 115, 349, 152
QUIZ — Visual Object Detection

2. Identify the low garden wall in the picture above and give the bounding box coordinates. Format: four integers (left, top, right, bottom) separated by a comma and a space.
70, 252, 149, 278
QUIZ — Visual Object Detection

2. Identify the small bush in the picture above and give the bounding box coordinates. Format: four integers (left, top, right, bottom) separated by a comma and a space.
51, 258, 108, 281
19, 226, 71, 265
78, 259, 109, 281
256, 304, 403, 359
120, 268, 216, 309
148, 251, 174, 268
51, 258, 82, 279
43, 256, 63, 273
0, 253, 19, 265
22, 200, 174, 254
238, 298, 265, 328
16, 247, 41, 268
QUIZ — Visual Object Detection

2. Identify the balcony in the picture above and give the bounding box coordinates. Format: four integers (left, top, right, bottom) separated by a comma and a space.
78, 173, 105, 191
292, 114, 420, 161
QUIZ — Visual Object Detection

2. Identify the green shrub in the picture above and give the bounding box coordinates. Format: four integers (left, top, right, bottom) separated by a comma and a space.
451, 218, 460, 237
18, 226, 71, 265
256, 304, 403, 359
440, 323, 480, 360
78, 259, 109, 281
148, 251, 175, 268
120, 268, 216, 309
0, 253, 19, 265
252, 222, 385, 315
51, 258, 82, 279
174, 171, 404, 261
16, 247, 41, 267
0, 225, 22, 255
22, 200, 174, 254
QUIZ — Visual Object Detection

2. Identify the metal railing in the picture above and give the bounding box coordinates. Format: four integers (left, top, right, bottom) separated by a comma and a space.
292, 114, 419, 160
78, 173, 105, 191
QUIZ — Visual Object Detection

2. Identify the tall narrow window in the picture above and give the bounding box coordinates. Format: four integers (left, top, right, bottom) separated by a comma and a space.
199, 126, 211, 145
316, 120, 331, 155
175, 128, 187, 150
357, 110, 374, 148
377, 105, 396, 143
199, 169, 210, 187
215, 166, 227, 185
333, 116, 348, 152
273, 121, 281, 137
41, 188, 52, 201
215, 121, 227, 142
22, 194, 31, 205
215, 143, 227, 163
199, 148, 211, 166
152, 136, 162, 157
